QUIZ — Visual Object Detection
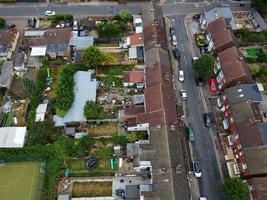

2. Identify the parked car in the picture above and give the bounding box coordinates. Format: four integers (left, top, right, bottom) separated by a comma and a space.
193, 161, 202, 177
192, 56, 199, 62
239, 2, 245, 7
178, 70, 184, 82
180, 89, 187, 101
45, 10, 56, 16
204, 113, 212, 127
7, 23, 16, 29
195, 76, 205, 86
171, 35, 178, 46
200, 197, 207, 200
169, 27, 176, 36
188, 123, 195, 142
56, 24, 65, 28
72, 20, 79, 31
173, 48, 180, 60
28, 17, 37, 28
209, 79, 217, 93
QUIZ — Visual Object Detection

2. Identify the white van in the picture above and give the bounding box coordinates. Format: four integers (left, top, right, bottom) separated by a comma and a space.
73, 20, 79, 31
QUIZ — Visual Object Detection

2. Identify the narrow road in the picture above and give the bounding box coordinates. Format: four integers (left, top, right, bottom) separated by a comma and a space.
172, 15, 222, 199
0, 4, 142, 17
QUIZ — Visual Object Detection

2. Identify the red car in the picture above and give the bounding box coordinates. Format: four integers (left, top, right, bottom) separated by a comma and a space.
209, 79, 217, 93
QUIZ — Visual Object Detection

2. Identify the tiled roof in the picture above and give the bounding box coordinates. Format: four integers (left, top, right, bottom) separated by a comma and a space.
123, 71, 144, 83
249, 177, 267, 200
207, 17, 237, 50
218, 46, 252, 84
244, 146, 267, 176
237, 121, 263, 148
23, 28, 71, 47
0, 29, 18, 47
130, 33, 144, 46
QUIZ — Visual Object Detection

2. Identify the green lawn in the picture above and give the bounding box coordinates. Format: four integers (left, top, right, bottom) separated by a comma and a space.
98, 65, 134, 76
5, 112, 14, 127
0, 162, 44, 200
246, 48, 258, 58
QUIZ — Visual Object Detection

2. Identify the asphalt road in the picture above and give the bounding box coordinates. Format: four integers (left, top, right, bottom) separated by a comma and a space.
172, 15, 222, 199
0, 4, 142, 17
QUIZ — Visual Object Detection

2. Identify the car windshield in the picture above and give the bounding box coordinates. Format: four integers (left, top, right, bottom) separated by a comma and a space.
194, 162, 201, 172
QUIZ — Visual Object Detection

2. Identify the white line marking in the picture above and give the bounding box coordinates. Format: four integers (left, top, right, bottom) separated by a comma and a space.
183, 55, 187, 66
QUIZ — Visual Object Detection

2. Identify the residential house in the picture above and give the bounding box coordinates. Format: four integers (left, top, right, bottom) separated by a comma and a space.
123, 70, 145, 88
0, 29, 19, 60
127, 33, 144, 61
206, 17, 238, 55
23, 28, 71, 59
218, 83, 262, 131
0, 61, 14, 91
0, 127, 27, 148
214, 46, 252, 90
200, 7, 238, 30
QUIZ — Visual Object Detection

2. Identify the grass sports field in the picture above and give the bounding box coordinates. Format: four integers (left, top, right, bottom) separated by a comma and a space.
0, 162, 44, 200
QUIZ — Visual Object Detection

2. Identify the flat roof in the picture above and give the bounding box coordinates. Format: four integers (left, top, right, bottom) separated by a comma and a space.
24, 30, 45, 37
0, 61, 13, 88
0, 127, 27, 148
55, 71, 97, 125
30, 46, 47, 56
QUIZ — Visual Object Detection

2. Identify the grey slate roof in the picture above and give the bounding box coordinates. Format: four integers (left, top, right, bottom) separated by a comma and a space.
14, 52, 25, 68
46, 43, 69, 54
75, 36, 94, 51
0, 61, 13, 88
126, 185, 140, 200
251, 9, 267, 30
127, 143, 140, 157
226, 83, 262, 104
257, 123, 267, 145
203, 7, 237, 29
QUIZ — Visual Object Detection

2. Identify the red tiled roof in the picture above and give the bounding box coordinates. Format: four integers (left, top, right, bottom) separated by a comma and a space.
237, 121, 263, 148
207, 17, 237, 50
123, 71, 144, 83
145, 63, 172, 87
130, 33, 144, 46
125, 105, 145, 116
249, 177, 267, 200
218, 46, 252, 84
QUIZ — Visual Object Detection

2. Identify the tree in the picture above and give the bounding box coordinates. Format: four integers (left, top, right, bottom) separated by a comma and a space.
23, 77, 37, 97
193, 54, 215, 79
27, 120, 61, 145
251, 0, 267, 16
96, 21, 121, 39
81, 46, 113, 69
84, 101, 101, 119
111, 135, 128, 145
0, 18, 5, 28
126, 133, 137, 143
222, 178, 250, 200
119, 10, 132, 22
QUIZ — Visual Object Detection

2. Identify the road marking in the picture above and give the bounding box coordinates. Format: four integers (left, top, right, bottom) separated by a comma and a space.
178, 30, 182, 40
183, 55, 187, 66
34, 3, 41, 16
181, 43, 184, 52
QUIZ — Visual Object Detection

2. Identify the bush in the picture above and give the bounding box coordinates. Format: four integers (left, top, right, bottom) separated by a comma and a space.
193, 54, 215, 79
235, 28, 267, 43
126, 133, 137, 143
51, 13, 73, 24
55, 64, 87, 116
97, 22, 122, 39
0, 18, 5, 28
111, 135, 127, 145
222, 178, 250, 200
84, 101, 107, 119
256, 51, 267, 63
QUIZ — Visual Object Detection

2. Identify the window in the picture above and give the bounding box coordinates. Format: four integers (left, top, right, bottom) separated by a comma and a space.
237, 144, 242, 150
242, 163, 247, 170
216, 70, 224, 83
223, 119, 230, 129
